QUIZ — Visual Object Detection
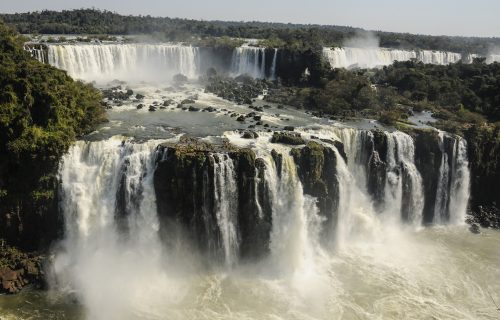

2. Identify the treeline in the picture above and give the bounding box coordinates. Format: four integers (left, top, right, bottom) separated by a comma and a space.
0, 20, 106, 248
2, 9, 500, 54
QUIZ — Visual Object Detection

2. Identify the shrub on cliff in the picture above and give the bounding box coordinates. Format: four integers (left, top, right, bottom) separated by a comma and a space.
0, 21, 106, 249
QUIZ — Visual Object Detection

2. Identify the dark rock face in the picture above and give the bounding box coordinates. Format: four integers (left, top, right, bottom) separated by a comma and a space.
467, 205, 500, 229
0, 159, 62, 251
153, 138, 272, 260
465, 125, 500, 217
367, 151, 387, 205
413, 130, 444, 224
291, 142, 339, 240
0, 244, 45, 294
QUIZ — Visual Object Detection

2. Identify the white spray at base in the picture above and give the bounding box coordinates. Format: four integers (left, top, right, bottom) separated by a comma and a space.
53, 137, 191, 320
49, 126, 484, 320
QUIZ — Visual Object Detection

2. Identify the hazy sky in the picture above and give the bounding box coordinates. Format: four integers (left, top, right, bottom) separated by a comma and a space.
2, 0, 500, 37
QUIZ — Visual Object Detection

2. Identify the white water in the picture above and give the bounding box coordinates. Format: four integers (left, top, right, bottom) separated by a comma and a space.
323, 47, 464, 69
386, 131, 424, 225
47, 43, 201, 82
35, 43, 279, 81
22, 126, 495, 320
434, 131, 451, 224
231, 46, 268, 78
212, 154, 240, 268
270, 48, 278, 80
448, 136, 471, 225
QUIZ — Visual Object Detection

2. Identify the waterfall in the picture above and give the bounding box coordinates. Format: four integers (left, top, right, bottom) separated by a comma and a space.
231, 46, 267, 78
26, 44, 48, 63
57, 137, 162, 246
448, 137, 471, 225
261, 151, 319, 273
212, 154, 240, 267
385, 131, 424, 225
48, 127, 477, 318
270, 49, 278, 79
54, 128, 472, 278
323, 47, 464, 69
486, 54, 500, 63
433, 132, 451, 223
46, 43, 200, 82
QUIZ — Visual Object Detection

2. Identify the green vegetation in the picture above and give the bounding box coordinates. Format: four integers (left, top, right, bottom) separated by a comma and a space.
267, 59, 500, 128
2, 9, 500, 54
374, 60, 500, 123
0, 20, 106, 248
196, 36, 245, 49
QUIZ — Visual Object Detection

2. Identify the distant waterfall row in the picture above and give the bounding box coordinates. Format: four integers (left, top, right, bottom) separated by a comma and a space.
29, 43, 278, 82
57, 128, 470, 269
323, 47, 477, 69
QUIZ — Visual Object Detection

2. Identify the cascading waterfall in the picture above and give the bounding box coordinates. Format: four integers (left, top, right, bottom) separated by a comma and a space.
448, 136, 471, 225
46, 127, 482, 319
231, 46, 267, 78
264, 152, 317, 273
212, 154, 240, 267
270, 49, 278, 80
433, 132, 451, 223
323, 47, 464, 69
384, 131, 424, 225
25, 44, 48, 64
46, 43, 200, 82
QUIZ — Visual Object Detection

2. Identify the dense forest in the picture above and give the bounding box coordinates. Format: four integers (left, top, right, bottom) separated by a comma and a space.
265, 59, 500, 130
0, 20, 106, 249
2, 9, 500, 54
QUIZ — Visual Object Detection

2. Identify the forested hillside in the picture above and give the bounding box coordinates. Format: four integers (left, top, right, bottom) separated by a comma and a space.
0, 20, 106, 249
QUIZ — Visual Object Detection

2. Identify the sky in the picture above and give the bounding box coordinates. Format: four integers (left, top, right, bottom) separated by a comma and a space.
2, 0, 500, 37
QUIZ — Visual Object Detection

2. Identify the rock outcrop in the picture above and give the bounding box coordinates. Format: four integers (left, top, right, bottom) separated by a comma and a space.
291, 142, 339, 238
0, 243, 45, 294
153, 137, 272, 260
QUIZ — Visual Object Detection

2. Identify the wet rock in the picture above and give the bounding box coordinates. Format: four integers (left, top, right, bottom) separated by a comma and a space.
135, 93, 145, 100
148, 106, 157, 112
154, 139, 271, 260
242, 131, 259, 139
469, 223, 480, 234
188, 106, 200, 112
136, 104, 144, 110
469, 205, 500, 229
271, 132, 305, 145
163, 99, 174, 106
181, 99, 196, 105
0, 245, 45, 294
291, 142, 339, 240
284, 126, 295, 131
367, 151, 387, 204
253, 115, 262, 121
236, 115, 246, 122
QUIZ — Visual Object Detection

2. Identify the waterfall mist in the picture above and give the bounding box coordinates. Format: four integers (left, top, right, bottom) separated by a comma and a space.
44, 125, 500, 320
